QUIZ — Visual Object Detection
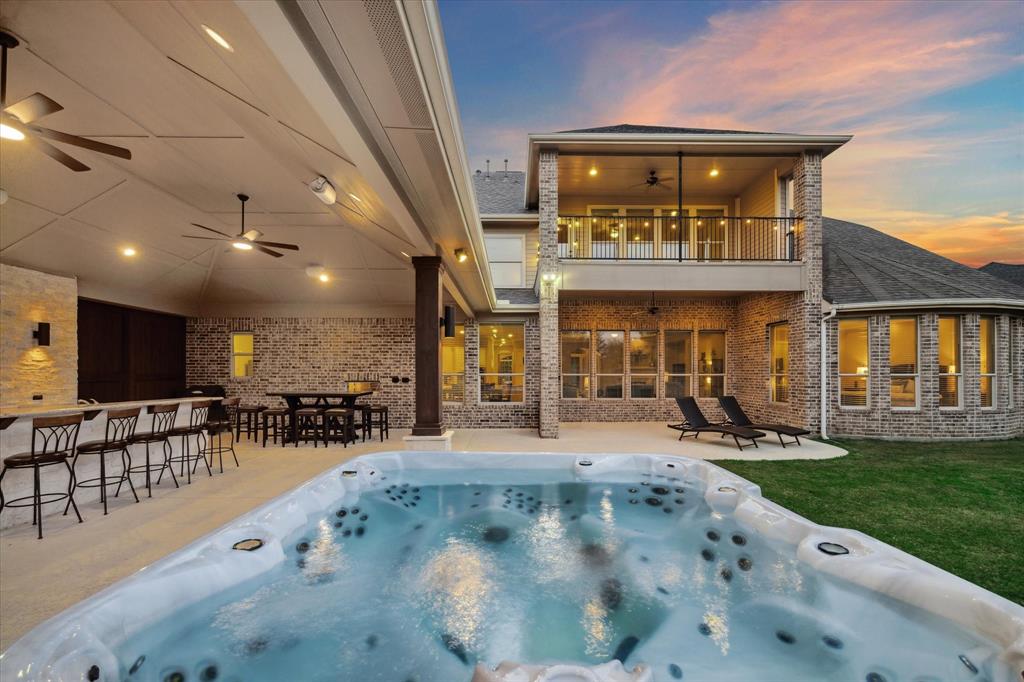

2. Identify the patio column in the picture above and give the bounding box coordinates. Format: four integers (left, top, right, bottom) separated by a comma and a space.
794, 150, 823, 433
538, 150, 560, 438
411, 256, 445, 437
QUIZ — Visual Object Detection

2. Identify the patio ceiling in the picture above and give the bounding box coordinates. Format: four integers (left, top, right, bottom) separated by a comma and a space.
0, 0, 487, 316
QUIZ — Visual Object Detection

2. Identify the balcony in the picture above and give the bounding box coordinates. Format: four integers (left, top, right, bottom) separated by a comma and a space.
557, 215, 801, 262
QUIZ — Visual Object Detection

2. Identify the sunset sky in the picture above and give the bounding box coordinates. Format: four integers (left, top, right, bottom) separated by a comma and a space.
439, 0, 1024, 267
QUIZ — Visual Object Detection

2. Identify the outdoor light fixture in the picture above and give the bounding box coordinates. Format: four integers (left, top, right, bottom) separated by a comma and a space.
305, 265, 330, 282
542, 272, 557, 283
33, 322, 50, 346
0, 123, 24, 140
709, 168, 720, 177
440, 304, 456, 338
309, 176, 337, 205
455, 248, 468, 263
201, 25, 234, 52
122, 247, 137, 257
232, 241, 253, 251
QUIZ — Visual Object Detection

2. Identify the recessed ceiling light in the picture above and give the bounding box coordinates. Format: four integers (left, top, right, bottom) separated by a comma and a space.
122, 247, 137, 257
588, 166, 598, 176
318, 272, 330, 283
0, 123, 25, 141
455, 248, 468, 263
232, 241, 253, 251
709, 168, 720, 177
202, 25, 234, 52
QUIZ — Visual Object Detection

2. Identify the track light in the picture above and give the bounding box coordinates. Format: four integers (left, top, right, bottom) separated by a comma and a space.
309, 176, 337, 205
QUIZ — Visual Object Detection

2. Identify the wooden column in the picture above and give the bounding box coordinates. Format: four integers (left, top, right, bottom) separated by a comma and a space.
411, 256, 444, 436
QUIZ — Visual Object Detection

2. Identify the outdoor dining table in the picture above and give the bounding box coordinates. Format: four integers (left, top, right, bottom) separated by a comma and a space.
265, 391, 373, 444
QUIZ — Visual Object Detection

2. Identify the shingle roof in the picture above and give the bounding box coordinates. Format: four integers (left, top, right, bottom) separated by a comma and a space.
556, 123, 775, 135
494, 288, 539, 305
978, 262, 1024, 290
471, 170, 529, 215
823, 218, 1024, 304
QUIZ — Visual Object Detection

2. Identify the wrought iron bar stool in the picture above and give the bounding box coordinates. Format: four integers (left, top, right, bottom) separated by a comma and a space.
294, 407, 325, 447
204, 397, 240, 473
235, 403, 266, 441
363, 405, 390, 442
0, 413, 84, 539
129, 403, 179, 496
261, 407, 290, 447
68, 407, 140, 515
323, 407, 354, 447
166, 400, 212, 484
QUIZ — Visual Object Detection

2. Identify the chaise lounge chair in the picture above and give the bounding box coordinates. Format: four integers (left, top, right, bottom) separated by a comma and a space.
667, 397, 765, 451
717, 395, 810, 448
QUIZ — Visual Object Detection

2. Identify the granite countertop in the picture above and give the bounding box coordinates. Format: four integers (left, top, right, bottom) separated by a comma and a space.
0, 396, 222, 421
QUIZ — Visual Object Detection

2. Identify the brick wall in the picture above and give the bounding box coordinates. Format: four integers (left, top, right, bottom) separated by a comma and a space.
538, 150, 560, 436
827, 312, 1023, 439
0, 263, 77, 408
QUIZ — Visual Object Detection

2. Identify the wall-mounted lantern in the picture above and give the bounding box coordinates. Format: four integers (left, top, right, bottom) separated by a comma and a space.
33, 322, 50, 346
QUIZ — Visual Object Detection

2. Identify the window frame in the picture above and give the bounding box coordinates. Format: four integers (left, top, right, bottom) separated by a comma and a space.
442, 323, 466, 404
230, 331, 254, 379
595, 330, 625, 400
769, 322, 789, 404
889, 316, 919, 410
484, 234, 526, 288
479, 322, 526, 404
979, 315, 997, 409
697, 330, 727, 399
664, 330, 693, 399
560, 330, 591, 400
629, 330, 658, 399
938, 315, 962, 410
838, 318, 869, 409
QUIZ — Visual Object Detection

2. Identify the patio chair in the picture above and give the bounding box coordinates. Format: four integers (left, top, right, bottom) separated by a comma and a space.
718, 396, 810, 448
667, 397, 765, 451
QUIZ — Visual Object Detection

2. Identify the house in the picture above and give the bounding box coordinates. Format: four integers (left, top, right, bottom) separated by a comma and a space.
468, 125, 1024, 440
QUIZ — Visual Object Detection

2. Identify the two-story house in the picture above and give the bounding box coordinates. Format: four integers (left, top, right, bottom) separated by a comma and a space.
454, 124, 1024, 440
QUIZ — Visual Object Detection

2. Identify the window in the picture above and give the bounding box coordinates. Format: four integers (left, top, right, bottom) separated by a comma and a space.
596, 331, 624, 398
630, 330, 658, 398
769, 323, 789, 403
838, 319, 868, 407
485, 235, 525, 287
697, 331, 726, 398
664, 331, 692, 398
561, 331, 590, 399
890, 317, 918, 409
938, 316, 961, 408
231, 332, 254, 378
980, 316, 996, 408
480, 323, 525, 402
442, 324, 465, 402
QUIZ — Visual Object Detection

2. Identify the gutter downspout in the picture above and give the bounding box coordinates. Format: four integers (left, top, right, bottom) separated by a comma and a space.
820, 305, 837, 440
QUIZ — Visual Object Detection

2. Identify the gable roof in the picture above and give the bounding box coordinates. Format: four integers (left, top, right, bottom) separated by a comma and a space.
823, 218, 1024, 305
978, 262, 1024, 290
472, 170, 528, 215
557, 123, 776, 135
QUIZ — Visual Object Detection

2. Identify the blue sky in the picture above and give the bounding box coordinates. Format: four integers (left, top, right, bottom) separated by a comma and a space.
439, 0, 1024, 266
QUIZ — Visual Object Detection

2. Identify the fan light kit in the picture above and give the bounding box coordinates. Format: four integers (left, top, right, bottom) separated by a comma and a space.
309, 176, 337, 205
232, 241, 253, 251
1, 30, 133, 172
202, 25, 233, 52
630, 170, 674, 192
182, 194, 300, 258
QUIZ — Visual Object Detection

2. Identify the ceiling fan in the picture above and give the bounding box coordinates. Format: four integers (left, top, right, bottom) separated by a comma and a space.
182, 194, 300, 258
0, 30, 132, 172
631, 292, 661, 318
628, 170, 674, 192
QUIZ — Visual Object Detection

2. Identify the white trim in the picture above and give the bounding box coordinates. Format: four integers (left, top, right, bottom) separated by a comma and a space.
481, 214, 539, 222
831, 298, 1024, 313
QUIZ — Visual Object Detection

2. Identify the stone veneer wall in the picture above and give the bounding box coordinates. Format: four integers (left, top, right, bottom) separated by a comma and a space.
185, 316, 542, 430
827, 312, 1024, 439
0, 263, 78, 408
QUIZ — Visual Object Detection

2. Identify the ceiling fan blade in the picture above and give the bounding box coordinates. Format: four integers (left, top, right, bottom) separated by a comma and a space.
181, 235, 228, 241
190, 223, 235, 238
658, 176, 674, 182
252, 240, 299, 250
24, 134, 89, 171
653, 183, 672, 191
626, 182, 649, 188
4, 92, 63, 124
29, 126, 132, 159
254, 245, 284, 258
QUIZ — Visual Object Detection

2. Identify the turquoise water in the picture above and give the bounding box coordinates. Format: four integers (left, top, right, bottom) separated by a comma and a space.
112, 469, 998, 681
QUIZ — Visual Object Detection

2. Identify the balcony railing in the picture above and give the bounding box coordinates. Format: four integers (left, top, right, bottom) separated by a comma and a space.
557, 215, 801, 262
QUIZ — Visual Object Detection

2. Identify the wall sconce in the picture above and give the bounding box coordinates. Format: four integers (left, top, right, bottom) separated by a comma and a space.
33, 322, 50, 346
440, 304, 456, 338
454, 248, 468, 263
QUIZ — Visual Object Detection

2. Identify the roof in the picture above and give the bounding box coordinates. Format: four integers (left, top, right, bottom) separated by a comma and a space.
823, 218, 1024, 305
471, 170, 528, 215
494, 288, 539, 305
978, 262, 1024, 290
557, 123, 775, 135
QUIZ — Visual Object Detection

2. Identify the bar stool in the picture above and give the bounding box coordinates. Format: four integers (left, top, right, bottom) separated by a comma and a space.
167, 401, 212, 484
363, 405, 390, 442
323, 408, 354, 447
294, 407, 324, 448
261, 407, 290, 447
68, 407, 141, 515
204, 397, 240, 473
0, 413, 84, 539
235, 403, 266, 441
129, 403, 179, 496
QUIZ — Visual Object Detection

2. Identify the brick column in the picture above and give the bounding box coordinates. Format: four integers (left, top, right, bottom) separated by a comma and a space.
793, 150, 823, 433
538, 150, 560, 438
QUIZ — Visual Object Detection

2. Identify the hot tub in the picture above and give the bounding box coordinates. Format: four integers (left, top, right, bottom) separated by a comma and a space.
2, 452, 1022, 682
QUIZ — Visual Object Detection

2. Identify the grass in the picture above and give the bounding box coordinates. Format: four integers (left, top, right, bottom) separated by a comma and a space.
714, 438, 1024, 606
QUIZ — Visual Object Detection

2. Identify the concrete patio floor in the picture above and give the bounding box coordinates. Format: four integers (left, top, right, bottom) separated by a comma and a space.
0, 422, 844, 650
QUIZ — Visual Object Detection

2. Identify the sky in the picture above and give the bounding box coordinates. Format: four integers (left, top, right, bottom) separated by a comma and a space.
438, 0, 1024, 267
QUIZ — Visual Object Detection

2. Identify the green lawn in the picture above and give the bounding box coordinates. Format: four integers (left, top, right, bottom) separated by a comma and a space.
714, 438, 1024, 605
